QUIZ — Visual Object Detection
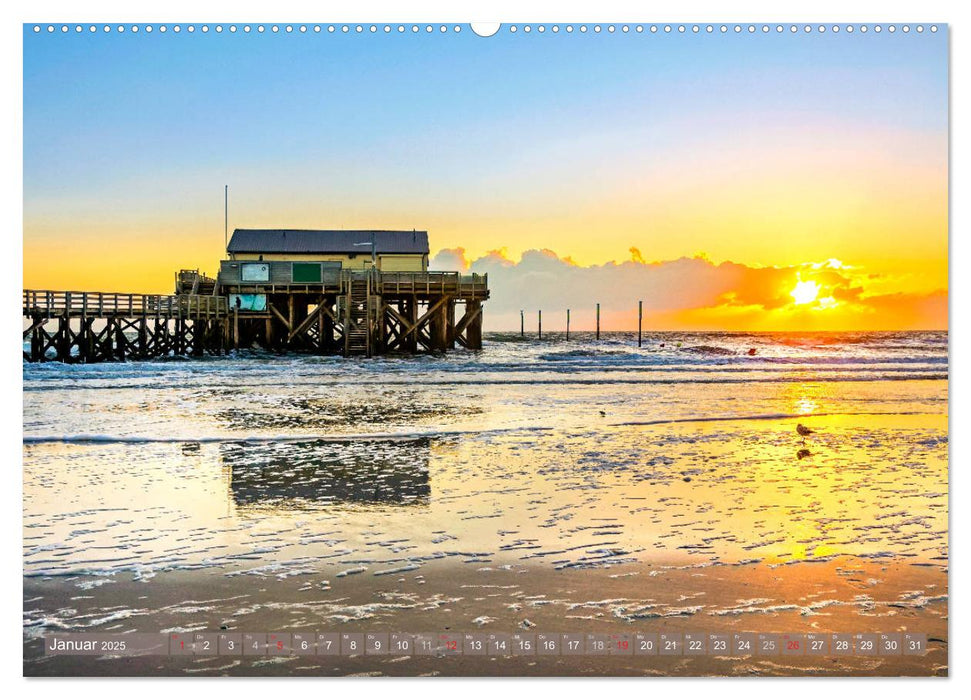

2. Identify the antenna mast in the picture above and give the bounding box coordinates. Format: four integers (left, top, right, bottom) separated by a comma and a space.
224, 185, 228, 252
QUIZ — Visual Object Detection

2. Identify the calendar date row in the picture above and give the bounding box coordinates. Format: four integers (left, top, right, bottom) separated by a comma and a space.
43, 632, 928, 657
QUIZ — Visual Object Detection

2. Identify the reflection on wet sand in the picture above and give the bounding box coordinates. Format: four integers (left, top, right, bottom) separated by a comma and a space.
213, 390, 482, 431
222, 439, 431, 510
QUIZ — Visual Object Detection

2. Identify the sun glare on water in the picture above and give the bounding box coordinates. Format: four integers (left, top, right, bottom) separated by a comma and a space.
791, 279, 821, 305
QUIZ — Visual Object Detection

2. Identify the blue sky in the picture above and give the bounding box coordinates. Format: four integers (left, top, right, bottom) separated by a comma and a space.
24, 26, 946, 203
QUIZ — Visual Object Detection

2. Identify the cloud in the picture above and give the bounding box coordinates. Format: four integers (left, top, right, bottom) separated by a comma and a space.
429, 247, 469, 271
430, 247, 947, 331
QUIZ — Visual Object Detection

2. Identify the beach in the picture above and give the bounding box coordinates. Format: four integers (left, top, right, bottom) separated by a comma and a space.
22, 331, 949, 676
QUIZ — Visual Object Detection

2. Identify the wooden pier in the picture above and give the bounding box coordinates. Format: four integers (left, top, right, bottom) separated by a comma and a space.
220, 269, 488, 357
23, 270, 488, 362
22, 290, 229, 363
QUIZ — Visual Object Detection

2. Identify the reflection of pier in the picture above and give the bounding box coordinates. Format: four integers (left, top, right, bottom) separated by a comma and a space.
222, 438, 431, 509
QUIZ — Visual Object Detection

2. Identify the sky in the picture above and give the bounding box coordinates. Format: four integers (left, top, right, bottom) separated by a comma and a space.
23, 24, 948, 330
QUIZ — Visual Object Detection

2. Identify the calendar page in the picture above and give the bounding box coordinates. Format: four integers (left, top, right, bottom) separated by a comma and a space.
21, 16, 949, 680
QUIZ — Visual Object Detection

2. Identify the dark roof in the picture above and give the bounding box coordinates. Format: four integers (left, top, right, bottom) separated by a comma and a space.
228, 229, 429, 255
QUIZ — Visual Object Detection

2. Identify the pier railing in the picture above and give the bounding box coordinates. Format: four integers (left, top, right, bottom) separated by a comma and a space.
23, 290, 229, 319
373, 271, 489, 298
218, 270, 490, 300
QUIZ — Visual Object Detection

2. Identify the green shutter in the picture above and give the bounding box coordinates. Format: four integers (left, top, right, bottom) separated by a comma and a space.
292, 262, 322, 283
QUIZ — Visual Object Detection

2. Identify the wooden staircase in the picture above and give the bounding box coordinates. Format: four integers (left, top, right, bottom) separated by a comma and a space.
343, 273, 372, 356
175, 269, 216, 296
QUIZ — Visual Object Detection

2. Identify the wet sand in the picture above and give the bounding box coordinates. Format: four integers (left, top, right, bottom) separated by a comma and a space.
24, 558, 946, 676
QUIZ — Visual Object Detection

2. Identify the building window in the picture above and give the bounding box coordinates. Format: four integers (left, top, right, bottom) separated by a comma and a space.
291, 262, 322, 283
240, 262, 270, 282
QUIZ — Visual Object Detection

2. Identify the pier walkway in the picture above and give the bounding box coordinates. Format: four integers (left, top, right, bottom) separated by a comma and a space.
23, 290, 229, 363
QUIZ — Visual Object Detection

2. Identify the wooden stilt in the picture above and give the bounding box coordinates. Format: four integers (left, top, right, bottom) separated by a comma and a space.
30, 316, 43, 361
447, 298, 456, 349
265, 317, 275, 351
115, 317, 126, 361
406, 296, 418, 352
192, 320, 205, 357
466, 300, 482, 349
431, 296, 449, 351
287, 295, 296, 347
56, 315, 71, 362
138, 317, 148, 358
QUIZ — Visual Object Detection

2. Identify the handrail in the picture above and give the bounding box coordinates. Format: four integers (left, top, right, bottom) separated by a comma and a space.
22, 289, 229, 318
327, 270, 488, 292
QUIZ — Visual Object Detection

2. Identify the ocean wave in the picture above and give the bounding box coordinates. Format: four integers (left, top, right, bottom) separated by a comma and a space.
22, 354, 948, 389
22, 368, 948, 393
682, 345, 737, 356
22, 410, 938, 445
22, 425, 555, 445
610, 410, 930, 428
537, 349, 636, 361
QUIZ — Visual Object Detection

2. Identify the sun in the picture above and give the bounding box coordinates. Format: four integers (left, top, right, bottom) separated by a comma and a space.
790, 279, 821, 305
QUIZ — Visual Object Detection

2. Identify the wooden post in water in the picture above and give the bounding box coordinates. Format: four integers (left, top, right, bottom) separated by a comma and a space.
288, 295, 296, 349
467, 299, 483, 349
265, 318, 275, 350
638, 300, 643, 347
115, 317, 126, 361
138, 316, 148, 358
520, 309, 524, 337
58, 292, 72, 362
30, 316, 42, 362
447, 299, 456, 349
566, 309, 570, 340
538, 310, 542, 340
192, 318, 205, 357
404, 296, 417, 353
436, 299, 450, 352
56, 314, 70, 362
596, 303, 600, 340
317, 304, 326, 355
